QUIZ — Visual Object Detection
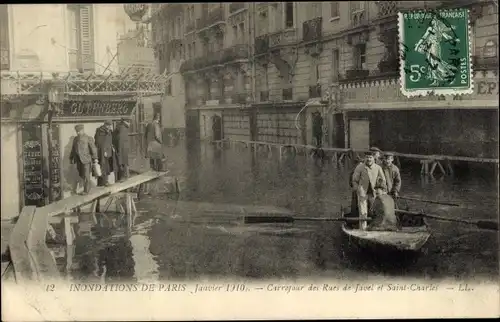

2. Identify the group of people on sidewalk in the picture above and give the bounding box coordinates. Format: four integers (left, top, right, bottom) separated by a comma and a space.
69, 113, 165, 194
349, 147, 402, 231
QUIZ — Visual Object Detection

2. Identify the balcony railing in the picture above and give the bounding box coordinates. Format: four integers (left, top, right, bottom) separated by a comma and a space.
198, 7, 225, 30
269, 29, 297, 48
308, 85, 322, 98
255, 35, 269, 55
222, 44, 249, 62
282, 88, 293, 101
260, 90, 269, 102
303, 17, 322, 42
344, 69, 370, 80
351, 10, 368, 28
229, 3, 245, 13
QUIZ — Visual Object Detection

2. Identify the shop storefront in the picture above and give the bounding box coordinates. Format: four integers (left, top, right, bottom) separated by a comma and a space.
0, 71, 167, 219
338, 71, 499, 159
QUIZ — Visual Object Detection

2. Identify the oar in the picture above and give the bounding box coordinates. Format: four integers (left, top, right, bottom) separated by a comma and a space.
398, 196, 460, 207
398, 209, 498, 231
244, 216, 371, 224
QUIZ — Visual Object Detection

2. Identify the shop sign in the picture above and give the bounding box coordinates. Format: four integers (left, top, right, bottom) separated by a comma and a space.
56, 100, 137, 118
341, 76, 499, 105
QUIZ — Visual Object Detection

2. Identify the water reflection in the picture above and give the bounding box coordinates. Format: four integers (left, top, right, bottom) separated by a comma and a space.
61, 142, 499, 282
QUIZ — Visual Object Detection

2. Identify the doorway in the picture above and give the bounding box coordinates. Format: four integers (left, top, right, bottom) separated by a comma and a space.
349, 119, 370, 151
212, 114, 223, 141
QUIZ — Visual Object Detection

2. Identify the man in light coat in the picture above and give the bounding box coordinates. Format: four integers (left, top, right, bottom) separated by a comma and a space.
352, 151, 388, 229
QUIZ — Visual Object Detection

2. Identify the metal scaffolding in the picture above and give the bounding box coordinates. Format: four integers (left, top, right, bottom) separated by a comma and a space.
0, 66, 170, 102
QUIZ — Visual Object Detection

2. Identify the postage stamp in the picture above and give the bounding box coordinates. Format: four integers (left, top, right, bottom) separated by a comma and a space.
398, 8, 473, 97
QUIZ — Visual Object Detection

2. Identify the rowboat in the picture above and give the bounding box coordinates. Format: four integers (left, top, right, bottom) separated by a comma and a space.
341, 209, 432, 254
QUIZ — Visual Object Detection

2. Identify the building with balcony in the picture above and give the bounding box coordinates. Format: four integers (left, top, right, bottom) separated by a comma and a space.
0, 4, 166, 219
152, 2, 498, 157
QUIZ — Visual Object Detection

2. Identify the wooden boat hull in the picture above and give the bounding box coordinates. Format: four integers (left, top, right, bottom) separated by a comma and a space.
341, 212, 431, 254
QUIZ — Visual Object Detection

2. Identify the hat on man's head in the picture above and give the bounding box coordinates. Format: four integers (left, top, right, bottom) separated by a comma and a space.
364, 151, 375, 156
384, 152, 395, 158
370, 146, 382, 153
74, 124, 84, 132
104, 120, 113, 125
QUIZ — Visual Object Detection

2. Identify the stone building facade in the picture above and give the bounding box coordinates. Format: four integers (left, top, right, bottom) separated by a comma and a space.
152, 1, 498, 158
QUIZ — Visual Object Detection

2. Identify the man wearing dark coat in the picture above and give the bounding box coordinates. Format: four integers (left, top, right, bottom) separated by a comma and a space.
94, 120, 116, 186
145, 113, 164, 171
113, 118, 130, 182
70, 124, 98, 194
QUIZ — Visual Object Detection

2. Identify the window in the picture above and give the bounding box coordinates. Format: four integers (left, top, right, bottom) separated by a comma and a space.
354, 44, 366, 69
332, 49, 339, 80
67, 4, 94, 72
239, 22, 245, 44
330, 2, 339, 18
351, 1, 365, 12
233, 25, 238, 43
176, 17, 181, 37
285, 2, 294, 28
310, 2, 321, 19
192, 41, 196, 57
216, 35, 224, 51
166, 81, 172, 96
67, 6, 80, 70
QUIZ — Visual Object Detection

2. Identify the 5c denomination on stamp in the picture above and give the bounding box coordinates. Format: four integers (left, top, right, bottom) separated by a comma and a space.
398, 8, 473, 97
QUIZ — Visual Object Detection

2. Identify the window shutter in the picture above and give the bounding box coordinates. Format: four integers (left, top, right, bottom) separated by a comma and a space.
79, 5, 94, 72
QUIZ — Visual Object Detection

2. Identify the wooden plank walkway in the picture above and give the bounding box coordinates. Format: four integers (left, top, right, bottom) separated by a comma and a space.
8, 206, 37, 283
216, 139, 498, 176
6, 171, 169, 284
37, 170, 169, 218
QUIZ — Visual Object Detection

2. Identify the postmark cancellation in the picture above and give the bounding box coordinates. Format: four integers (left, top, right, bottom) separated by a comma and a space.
398, 8, 473, 98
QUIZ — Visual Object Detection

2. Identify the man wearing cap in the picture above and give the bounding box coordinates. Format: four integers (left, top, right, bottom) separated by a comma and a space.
94, 120, 117, 186
381, 152, 402, 198
70, 124, 98, 194
113, 118, 131, 182
352, 151, 387, 229
370, 147, 383, 165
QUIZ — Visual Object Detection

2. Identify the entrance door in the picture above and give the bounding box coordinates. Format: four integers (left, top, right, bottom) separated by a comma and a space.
212, 115, 222, 141
349, 119, 370, 151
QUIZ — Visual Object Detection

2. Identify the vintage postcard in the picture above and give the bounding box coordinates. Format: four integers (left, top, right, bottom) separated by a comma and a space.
1, 2, 499, 321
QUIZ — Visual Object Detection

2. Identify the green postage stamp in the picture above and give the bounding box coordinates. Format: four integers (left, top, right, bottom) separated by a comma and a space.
398, 8, 473, 97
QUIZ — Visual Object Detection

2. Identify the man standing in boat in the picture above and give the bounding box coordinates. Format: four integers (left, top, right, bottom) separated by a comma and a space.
381, 152, 402, 199
351, 151, 387, 229
370, 147, 383, 165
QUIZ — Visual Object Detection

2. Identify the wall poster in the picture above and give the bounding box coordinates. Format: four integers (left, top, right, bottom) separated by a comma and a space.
21, 123, 45, 207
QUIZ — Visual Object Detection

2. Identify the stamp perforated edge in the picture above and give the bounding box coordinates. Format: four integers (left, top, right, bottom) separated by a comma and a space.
398, 8, 474, 98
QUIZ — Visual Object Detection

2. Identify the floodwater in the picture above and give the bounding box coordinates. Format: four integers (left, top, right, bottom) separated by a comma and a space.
51, 141, 499, 283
